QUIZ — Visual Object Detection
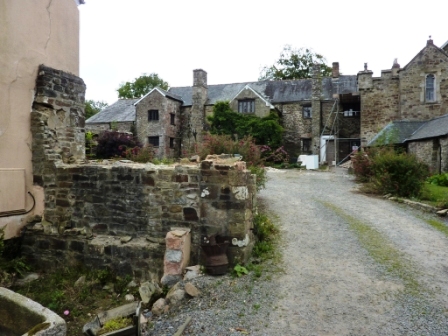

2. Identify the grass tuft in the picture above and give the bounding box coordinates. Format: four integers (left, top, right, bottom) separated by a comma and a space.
423, 218, 448, 237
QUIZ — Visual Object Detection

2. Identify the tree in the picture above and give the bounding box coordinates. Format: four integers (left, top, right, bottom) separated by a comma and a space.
208, 101, 284, 147
85, 100, 108, 119
117, 73, 169, 99
259, 45, 332, 80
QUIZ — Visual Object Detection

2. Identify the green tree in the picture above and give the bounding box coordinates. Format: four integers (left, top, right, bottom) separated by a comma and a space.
117, 73, 169, 99
85, 100, 108, 119
208, 101, 284, 147
259, 45, 332, 80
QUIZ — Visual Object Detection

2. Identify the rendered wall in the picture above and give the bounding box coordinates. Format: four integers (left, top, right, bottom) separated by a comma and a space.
0, 0, 80, 238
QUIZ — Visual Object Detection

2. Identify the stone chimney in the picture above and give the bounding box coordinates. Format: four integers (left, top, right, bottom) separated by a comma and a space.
188, 69, 208, 144
427, 36, 434, 46
332, 62, 339, 78
391, 58, 400, 76
357, 63, 373, 90
193, 69, 207, 88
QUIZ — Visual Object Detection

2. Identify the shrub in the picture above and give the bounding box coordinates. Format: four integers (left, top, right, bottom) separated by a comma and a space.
260, 145, 290, 165
96, 131, 141, 159
184, 134, 267, 191
123, 145, 154, 163
351, 150, 374, 182
427, 173, 448, 187
354, 148, 429, 197
207, 101, 284, 147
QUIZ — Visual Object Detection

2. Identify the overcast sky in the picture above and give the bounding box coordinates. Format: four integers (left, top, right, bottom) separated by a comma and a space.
79, 0, 448, 105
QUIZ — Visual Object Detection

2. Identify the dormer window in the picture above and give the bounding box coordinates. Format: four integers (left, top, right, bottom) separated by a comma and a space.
238, 99, 255, 113
426, 74, 435, 102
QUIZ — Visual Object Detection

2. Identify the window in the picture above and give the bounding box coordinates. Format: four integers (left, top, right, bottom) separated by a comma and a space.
238, 99, 255, 113
426, 74, 435, 102
303, 106, 312, 119
302, 139, 311, 153
148, 136, 159, 147
170, 113, 175, 125
169, 137, 175, 148
148, 110, 159, 121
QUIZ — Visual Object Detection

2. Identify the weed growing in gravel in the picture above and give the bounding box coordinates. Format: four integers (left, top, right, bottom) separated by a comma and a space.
252, 212, 280, 261
233, 264, 249, 277
322, 201, 423, 296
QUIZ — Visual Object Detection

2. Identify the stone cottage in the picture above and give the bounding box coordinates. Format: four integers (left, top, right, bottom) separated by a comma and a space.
87, 68, 361, 163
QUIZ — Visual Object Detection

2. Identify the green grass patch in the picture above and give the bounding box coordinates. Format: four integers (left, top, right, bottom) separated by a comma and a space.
423, 218, 448, 237
419, 183, 448, 208
321, 201, 422, 296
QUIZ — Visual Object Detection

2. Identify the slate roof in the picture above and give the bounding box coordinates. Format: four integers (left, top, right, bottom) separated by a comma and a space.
406, 114, 448, 141
134, 87, 183, 105
169, 75, 357, 106
87, 75, 359, 124
368, 121, 427, 146
86, 99, 137, 123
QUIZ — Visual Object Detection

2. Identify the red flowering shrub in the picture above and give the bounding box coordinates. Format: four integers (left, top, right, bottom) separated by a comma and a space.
96, 131, 141, 159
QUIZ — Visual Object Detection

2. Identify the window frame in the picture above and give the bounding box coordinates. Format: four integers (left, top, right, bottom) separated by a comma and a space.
238, 99, 255, 113
148, 109, 159, 121
425, 74, 436, 103
170, 113, 176, 125
148, 136, 159, 147
302, 106, 312, 119
169, 137, 175, 149
302, 138, 312, 154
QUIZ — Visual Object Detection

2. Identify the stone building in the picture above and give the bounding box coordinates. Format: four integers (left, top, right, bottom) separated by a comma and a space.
359, 38, 448, 146
86, 38, 448, 166
0, 0, 83, 239
87, 67, 361, 163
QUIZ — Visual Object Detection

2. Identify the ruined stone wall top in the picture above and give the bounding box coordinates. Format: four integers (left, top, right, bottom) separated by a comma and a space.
32, 65, 86, 184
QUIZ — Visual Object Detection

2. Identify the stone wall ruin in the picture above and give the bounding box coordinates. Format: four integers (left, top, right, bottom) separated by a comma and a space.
22, 66, 256, 280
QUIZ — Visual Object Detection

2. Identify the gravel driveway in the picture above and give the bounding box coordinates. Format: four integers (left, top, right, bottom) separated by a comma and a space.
146, 168, 448, 335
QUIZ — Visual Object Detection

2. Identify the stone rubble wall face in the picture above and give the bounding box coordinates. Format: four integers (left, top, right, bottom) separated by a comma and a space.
359, 76, 400, 145
85, 122, 134, 134
441, 137, 448, 173
407, 140, 435, 172
135, 91, 182, 158
399, 45, 448, 120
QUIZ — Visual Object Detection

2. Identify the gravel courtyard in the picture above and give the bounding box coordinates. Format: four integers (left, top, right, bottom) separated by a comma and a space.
147, 168, 448, 335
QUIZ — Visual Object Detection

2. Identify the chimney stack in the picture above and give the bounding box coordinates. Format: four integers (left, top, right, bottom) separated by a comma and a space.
391, 58, 400, 76
193, 69, 207, 88
332, 62, 339, 78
